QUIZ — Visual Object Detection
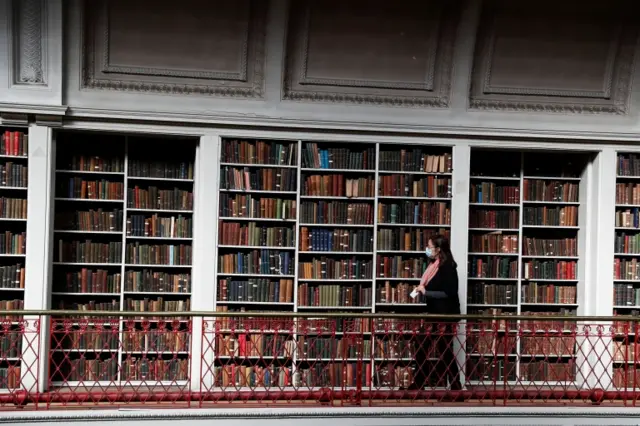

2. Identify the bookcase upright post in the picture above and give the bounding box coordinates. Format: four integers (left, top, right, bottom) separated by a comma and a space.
590, 148, 615, 391
22, 125, 50, 393
450, 143, 470, 387
578, 149, 614, 391
190, 136, 218, 392
574, 159, 591, 390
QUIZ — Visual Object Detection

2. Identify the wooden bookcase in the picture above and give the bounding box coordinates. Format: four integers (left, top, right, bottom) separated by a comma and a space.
465, 149, 589, 385
612, 152, 640, 389
48, 131, 197, 386
215, 138, 454, 389
0, 127, 28, 390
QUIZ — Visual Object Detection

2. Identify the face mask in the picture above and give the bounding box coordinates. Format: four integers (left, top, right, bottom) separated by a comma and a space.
425, 247, 433, 258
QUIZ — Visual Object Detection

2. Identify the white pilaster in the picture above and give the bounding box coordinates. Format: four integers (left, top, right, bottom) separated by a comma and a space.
451, 143, 470, 312
450, 143, 470, 384
189, 134, 219, 392
587, 148, 617, 391
21, 124, 54, 393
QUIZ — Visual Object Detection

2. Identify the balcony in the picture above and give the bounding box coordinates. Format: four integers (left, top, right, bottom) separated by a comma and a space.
0, 310, 638, 416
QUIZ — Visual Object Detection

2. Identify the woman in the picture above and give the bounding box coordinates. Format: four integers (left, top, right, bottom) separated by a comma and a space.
410, 234, 461, 390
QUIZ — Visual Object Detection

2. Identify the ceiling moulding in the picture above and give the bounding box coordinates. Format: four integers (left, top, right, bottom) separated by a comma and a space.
80, 0, 267, 99
468, 0, 638, 114
282, 0, 462, 108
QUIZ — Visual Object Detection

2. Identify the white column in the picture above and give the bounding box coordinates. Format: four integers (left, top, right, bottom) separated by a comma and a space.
21, 124, 55, 393
586, 148, 616, 391
450, 143, 470, 385
189, 134, 219, 392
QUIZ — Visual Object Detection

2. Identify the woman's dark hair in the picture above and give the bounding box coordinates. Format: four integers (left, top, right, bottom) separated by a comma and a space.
430, 234, 457, 267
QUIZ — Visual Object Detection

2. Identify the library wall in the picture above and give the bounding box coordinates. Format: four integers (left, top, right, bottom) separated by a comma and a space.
1, 0, 640, 138
0, 0, 639, 394
10, 131, 625, 390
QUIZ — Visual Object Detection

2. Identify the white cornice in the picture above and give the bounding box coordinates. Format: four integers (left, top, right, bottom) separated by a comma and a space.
1, 102, 640, 145
0, 102, 68, 116
64, 106, 640, 144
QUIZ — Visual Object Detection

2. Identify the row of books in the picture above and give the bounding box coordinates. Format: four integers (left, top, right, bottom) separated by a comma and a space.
470, 234, 519, 254
217, 278, 294, 303
57, 269, 192, 294
377, 202, 450, 225
615, 232, 640, 254
127, 187, 193, 211
300, 201, 373, 225
57, 241, 193, 265
297, 284, 373, 307
0, 264, 24, 289
1, 131, 27, 157
300, 227, 373, 252
220, 167, 297, 192
218, 250, 294, 276
467, 282, 578, 305
468, 360, 576, 382
378, 150, 451, 173
127, 214, 192, 238
469, 209, 518, 229
221, 140, 297, 166
470, 183, 519, 204
56, 209, 122, 232
0, 162, 27, 188
0, 197, 27, 219
54, 358, 189, 382
0, 231, 25, 255
219, 194, 296, 220
127, 161, 194, 180
218, 222, 295, 248
302, 144, 375, 170
377, 227, 448, 251
304, 175, 375, 198
379, 175, 452, 198
63, 157, 193, 178
60, 178, 124, 201
58, 298, 190, 313
299, 257, 373, 280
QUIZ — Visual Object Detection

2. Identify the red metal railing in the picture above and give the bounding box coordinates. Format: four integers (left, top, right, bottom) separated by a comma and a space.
1, 311, 640, 409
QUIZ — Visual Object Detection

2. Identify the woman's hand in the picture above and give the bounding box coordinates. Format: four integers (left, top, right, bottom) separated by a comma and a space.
416, 284, 426, 295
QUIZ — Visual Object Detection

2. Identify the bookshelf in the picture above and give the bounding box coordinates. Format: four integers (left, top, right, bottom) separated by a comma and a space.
466, 149, 588, 385
216, 138, 299, 387
215, 139, 454, 389
0, 127, 28, 391
374, 144, 453, 388
612, 152, 640, 389
298, 141, 376, 388
49, 131, 196, 386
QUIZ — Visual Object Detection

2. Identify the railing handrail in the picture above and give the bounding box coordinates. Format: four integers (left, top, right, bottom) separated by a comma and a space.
0, 309, 637, 321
